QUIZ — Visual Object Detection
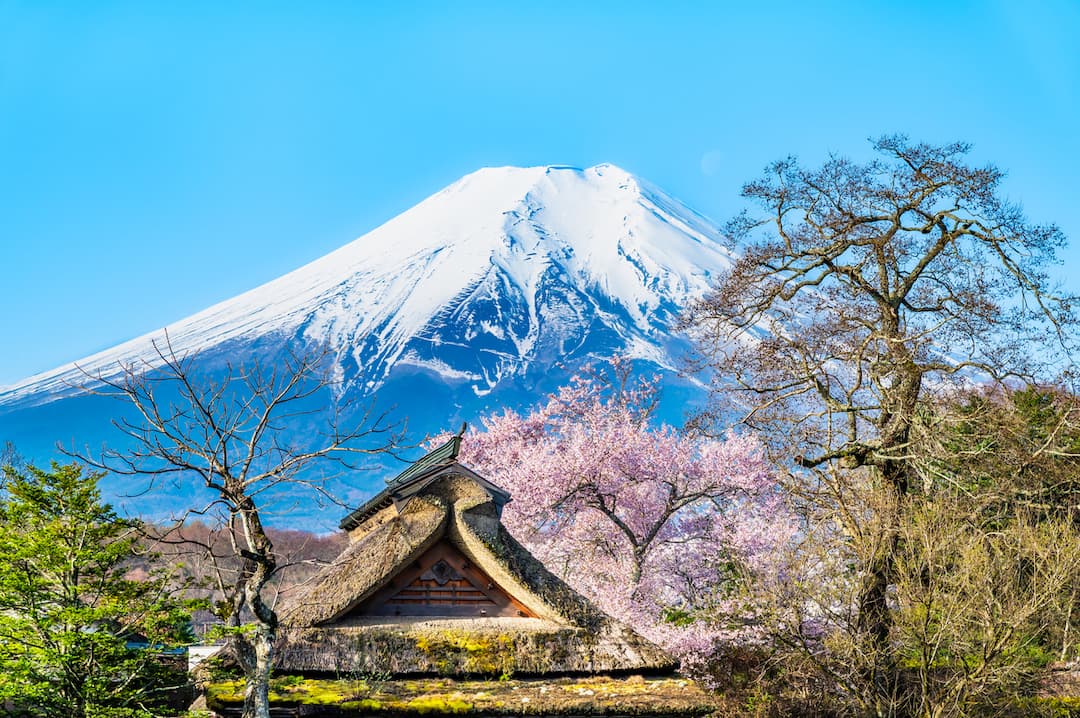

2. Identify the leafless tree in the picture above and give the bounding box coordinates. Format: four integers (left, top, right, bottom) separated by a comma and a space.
891, 496, 1080, 718
0, 441, 22, 470
143, 521, 347, 638
685, 136, 1076, 711
74, 337, 400, 718
756, 479, 1080, 718
913, 384, 1080, 663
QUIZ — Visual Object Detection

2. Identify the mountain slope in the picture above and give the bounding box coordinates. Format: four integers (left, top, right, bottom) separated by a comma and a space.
1, 164, 732, 410
0, 163, 735, 525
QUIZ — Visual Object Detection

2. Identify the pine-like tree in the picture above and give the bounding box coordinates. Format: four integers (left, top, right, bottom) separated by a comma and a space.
0, 462, 190, 718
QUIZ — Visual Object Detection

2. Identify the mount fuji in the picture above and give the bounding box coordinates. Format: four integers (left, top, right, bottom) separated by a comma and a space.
0, 164, 735, 521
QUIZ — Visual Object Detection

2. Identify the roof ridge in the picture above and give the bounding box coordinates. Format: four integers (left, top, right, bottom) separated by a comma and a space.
339, 428, 479, 532
385, 433, 462, 489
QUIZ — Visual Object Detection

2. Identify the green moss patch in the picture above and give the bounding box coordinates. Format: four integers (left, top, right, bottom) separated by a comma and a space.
206, 674, 719, 715
205, 676, 372, 705
411, 628, 517, 676
997, 696, 1080, 717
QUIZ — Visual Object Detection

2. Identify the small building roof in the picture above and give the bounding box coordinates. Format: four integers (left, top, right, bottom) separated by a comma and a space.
273, 434, 674, 678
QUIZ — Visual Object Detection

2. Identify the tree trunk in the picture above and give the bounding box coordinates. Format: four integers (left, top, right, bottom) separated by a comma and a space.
235, 499, 278, 718
858, 344, 921, 713
856, 471, 903, 715
238, 623, 275, 718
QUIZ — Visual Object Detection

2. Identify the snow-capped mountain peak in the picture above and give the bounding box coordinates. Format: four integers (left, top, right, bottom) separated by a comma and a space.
0, 163, 734, 408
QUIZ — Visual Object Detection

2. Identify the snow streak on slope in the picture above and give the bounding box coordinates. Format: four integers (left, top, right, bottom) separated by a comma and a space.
0, 164, 735, 408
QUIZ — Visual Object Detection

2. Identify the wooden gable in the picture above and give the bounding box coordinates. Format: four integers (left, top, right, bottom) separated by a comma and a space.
344, 541, 537, 619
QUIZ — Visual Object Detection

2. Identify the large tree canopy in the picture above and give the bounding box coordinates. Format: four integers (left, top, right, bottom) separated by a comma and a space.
688, 135, 1074, 486
684, 136, 1078, 713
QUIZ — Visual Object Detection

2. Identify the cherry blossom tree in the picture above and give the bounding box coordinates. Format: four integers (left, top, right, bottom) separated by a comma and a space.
456, 363, 792, 679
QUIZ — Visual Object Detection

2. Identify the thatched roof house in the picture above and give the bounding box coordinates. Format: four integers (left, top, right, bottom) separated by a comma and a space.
274, 433, 674, 678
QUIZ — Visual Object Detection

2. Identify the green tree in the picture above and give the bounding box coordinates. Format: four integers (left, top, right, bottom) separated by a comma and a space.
922, 386, 1080, 511
0, 462, 190, 718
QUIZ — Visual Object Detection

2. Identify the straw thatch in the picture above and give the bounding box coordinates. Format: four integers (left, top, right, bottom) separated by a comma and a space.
272, 443, 675, 677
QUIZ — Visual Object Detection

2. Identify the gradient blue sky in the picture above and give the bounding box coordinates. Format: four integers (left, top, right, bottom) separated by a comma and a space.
2, 1, 1079, 385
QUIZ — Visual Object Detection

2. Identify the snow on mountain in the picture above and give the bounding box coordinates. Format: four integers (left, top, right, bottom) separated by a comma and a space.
0, 164, 735, 411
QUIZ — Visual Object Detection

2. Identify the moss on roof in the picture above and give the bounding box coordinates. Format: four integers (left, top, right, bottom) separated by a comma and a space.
276, 620, 670, 677
206, 674, 721, 716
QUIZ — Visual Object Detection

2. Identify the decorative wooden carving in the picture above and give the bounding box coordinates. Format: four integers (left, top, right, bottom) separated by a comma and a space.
347, 541, 537, 619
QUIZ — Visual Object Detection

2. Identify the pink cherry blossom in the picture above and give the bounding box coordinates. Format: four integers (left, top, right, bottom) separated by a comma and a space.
452, 365, 794, 682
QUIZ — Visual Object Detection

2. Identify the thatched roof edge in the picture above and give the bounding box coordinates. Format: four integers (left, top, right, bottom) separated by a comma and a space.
279, 495, 448, 627
275, 622, 675, 676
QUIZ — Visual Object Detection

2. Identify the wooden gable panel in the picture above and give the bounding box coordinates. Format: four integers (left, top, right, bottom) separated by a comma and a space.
347, 541, 536, 619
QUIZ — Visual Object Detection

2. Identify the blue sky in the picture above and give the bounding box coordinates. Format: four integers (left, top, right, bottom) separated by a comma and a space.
2, 1, 1078, 385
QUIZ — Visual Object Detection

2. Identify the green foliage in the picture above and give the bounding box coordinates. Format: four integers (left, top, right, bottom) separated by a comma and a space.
915, 385, 1080, 667
0, 462, 191, 718
661, 606, 696, 626
924, 386, 1080, 506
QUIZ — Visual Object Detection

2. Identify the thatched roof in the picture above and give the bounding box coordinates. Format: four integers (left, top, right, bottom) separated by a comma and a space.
274, 440, 674, 677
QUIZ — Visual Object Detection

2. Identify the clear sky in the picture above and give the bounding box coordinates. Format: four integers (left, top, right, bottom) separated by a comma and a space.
2, 1, 1078, 385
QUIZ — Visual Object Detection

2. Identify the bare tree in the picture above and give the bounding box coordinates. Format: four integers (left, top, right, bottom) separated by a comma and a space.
685, 136, 1075, 710
891, 496, 1080, 718
914, 384, 1080, 664
75, 337, 399, 718
0, 441, 22, 470
143, 521, 347, 639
